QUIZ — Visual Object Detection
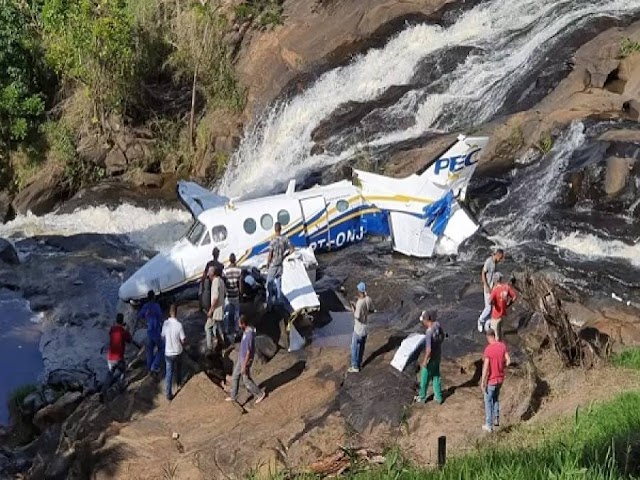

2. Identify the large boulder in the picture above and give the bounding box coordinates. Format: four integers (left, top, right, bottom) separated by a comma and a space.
76, 134, 109, 167
0, 190, 15, 223
33, 391, 83, 431
104, 148, 127, 176
11, 168, 68, 216
0, 238, 19, 265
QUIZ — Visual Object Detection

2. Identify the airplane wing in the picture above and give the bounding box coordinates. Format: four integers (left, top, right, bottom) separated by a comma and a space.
281, 248, 320, 315
176, 181, 229, 218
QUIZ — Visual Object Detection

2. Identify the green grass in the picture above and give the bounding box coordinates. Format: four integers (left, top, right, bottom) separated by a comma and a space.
619, 38, 640, 58
8, 384, 38, 419
257, 391, 640, 479
612, 348, 640, 370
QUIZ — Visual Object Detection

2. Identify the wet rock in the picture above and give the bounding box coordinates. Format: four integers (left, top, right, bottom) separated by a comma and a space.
133, 328, 147, 347
104, 148, 127, 176
33, 392, 83, 431
339, 365, 414, 433
42, 388, 58, 405
214, 136, 240, 155
11, 168, 69, 216
0, 238, 19, 265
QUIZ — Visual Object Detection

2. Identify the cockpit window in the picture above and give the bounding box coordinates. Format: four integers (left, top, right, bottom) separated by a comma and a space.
212, 225, 228, 242
201, 231, 211, 246
186, 221, 206, 245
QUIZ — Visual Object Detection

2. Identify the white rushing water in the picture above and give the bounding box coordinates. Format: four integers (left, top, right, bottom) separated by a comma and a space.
219, 0, 640, 198
0, 205, 191, 252
551, 232, 640, 268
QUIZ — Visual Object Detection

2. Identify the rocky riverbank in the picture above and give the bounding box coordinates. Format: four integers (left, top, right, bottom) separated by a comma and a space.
1, 4, 640, 479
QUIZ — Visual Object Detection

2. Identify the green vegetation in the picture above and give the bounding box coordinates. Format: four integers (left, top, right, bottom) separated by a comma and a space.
257, 391, 640, 480
7, 384, 38, 420
0, 2, 47, 151
235, 0, 284, 28
612, 348, 640, 370
619, 37, 640, 59
535, 131, 554, 155
0, 0, 248, 195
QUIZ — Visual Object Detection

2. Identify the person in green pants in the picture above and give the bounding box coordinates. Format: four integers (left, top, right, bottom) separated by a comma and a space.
415, 310, 444, 404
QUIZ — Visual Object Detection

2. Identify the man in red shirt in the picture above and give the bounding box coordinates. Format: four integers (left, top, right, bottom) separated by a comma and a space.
480, 329, 511, 432
487, 272, 517, 341
100, 314, 140, 401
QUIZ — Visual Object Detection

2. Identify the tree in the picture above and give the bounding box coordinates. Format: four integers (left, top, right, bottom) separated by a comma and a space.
41, 0, 138, 128
0, 1, 46, 150
168, 0, 244, 145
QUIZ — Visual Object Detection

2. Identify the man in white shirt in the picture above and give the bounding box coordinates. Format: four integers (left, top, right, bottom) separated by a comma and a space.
162, 304, 186, 401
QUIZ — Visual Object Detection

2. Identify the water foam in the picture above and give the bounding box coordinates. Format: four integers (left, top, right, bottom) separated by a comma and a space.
0, 205, 191, 252
551, 232, 640, 267
219, 0, 640, 199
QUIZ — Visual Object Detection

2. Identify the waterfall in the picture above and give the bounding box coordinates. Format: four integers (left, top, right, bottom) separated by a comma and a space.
219, 0, 639, 199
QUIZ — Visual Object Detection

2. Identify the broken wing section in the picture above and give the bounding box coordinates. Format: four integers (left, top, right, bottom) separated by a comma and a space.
281, 247, 320, 315
177, 181, 229, 218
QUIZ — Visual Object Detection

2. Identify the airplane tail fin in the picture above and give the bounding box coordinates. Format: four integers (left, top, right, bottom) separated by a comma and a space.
419, 135, 489, 200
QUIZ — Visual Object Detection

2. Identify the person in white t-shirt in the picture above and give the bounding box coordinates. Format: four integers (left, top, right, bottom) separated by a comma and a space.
161, 304, 186, 401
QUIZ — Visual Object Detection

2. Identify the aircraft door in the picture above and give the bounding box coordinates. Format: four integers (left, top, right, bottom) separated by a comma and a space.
300, 196, 329, 250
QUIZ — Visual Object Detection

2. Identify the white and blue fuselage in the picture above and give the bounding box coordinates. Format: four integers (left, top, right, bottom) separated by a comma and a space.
118, 135, 489, 301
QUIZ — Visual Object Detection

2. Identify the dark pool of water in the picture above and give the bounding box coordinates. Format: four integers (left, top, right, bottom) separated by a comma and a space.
0, 289, 43, 425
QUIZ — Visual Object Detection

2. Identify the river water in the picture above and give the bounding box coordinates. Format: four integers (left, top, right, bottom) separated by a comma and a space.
0, 290, 43, 425
0, 0, 640, 423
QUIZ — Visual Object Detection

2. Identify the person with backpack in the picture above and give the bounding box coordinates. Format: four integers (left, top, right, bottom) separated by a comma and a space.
415, 310, 444, 404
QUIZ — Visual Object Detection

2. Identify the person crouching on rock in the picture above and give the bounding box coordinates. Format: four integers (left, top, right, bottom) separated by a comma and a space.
138, 290, 164, 374
226, 315, 266, 405
162, 304, 186, 401
415, 310, 444, 404
100, 313, 141, 402
486, 272, 517, 341
348, 282, 374, 373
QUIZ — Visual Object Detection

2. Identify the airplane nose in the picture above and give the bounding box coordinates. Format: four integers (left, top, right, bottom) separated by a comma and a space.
118, 272, 151, 302
118, 251, 186, 302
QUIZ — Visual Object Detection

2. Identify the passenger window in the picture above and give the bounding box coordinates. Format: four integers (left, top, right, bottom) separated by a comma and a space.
200, 231, 211, 246
336, 199, 349, 212
261, 214, 273, 230
277, 209, 290, 226
243, 218, 256, 234
212, 226, 227, 242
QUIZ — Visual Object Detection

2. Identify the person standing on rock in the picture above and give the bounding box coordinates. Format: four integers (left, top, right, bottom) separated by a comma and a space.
226, 315, 266, 404
481, 329, 511, 433
206, 266, 226, 350
477, 249, 505, 333
138, 290, 164, 374
224, 253, 243, 343
415, 310, 444, 404
487, 272, 517, 341
162, 304, 186, 401
265, 222, 294, 310
200, 247, 224, 296
348, 282, 375, 373
100, 313, 140, 401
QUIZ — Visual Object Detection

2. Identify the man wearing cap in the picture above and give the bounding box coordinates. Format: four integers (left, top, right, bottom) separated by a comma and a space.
348, 282, 374, 373
487, 272, 517, 341
415, 310, 444, 404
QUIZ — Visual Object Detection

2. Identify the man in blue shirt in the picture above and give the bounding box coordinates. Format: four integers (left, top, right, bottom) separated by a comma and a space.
226, 315, 266, 404
137, 290, 164, 373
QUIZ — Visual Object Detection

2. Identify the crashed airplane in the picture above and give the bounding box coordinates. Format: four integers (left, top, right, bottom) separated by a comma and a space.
118, 134, 489, 306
